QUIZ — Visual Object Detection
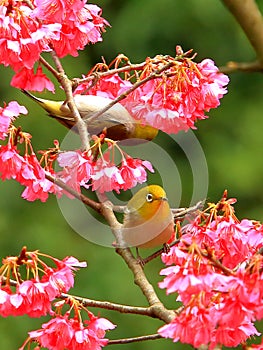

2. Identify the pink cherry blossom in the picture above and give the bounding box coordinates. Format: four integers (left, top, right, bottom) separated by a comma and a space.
91, 161, 125, 193
0, 3, 60, 71
11, 66, 55, 92
124, 58, 229, 134
0, 101, 27, 140
20, 153, 55, 202
32, 1, 109, 58
0, 1, 108, 91
75, 74, 133, 99
41, 256, 87, 294
27, 313, 115, 350
57, 150, 93, 188
12, 280, 53, 317
0, 250, 87, 318
158, 196, 263, 348
119, 157, 154, 191
77, 55, 229, 135
0, 144, 25, 180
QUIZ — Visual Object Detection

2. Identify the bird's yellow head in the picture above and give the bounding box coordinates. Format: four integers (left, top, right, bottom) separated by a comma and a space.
133, 123, 159, 141
127, 185, 168, 221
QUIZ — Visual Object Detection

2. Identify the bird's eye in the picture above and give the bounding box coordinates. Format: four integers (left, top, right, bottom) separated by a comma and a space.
146, 193, 153, 202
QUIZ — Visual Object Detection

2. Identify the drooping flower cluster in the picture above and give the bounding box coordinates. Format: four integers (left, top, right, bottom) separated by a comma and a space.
0, 247, 86, 318
57, 142, 154, 194
0, 121, 61, 201
158, 192, 263, 349
0, 248, 115, 350
0, 0, 109, 90
124, 57, 229, 134
76, 51, 229, 134
0, 101, 27, 140
24, 311, 115, 350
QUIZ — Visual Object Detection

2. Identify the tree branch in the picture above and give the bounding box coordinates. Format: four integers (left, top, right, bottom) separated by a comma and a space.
45, 173, 101, 213
60, 293, 161, 317
219, 60, 263, 74
108, 333, 162, 345
221, 0, 263, 66
40, 51, 90, 151
115, 247, 175, 323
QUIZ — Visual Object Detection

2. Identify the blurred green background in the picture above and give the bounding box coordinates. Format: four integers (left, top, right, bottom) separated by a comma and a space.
1, 0, 263, 349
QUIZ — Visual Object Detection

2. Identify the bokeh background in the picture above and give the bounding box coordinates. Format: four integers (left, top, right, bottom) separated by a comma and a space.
1, 0, 263, 349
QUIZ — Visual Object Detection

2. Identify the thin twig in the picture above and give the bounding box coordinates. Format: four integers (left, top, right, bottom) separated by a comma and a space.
172, 200, 205, 221
45, 173, 101, 213
3, 275, 174, 319
74, 55, 182, 86
108, 333, 162, 345
60, 293, 158, 317
47, 51, 90, 151
87, 60, 176, 124
201, 249, 235, 276
219, 60, 263, 74
39, 56, 61, 80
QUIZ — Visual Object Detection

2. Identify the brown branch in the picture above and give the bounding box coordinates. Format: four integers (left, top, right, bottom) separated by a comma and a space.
74, 61, 148, 86
171, 200, 205, 221
45, 173, 101, 213
219, 60, 263, 74
108, 334, 162, 345
221, 0, 263, 66
4, 276, 174, 319
60, 293, 159, 317
39, 56, 61, 80
99, 203, 175, 324
115, 247, 175, 323
42, 50, 90, 151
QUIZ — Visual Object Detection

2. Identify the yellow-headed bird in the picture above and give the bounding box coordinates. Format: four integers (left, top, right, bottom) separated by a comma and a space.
22, 90, 158, 142
122, 185, 174, 249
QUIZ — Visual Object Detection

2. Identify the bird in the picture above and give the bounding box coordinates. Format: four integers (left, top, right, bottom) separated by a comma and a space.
122, 185, 175, 251
21, 90, 158, 142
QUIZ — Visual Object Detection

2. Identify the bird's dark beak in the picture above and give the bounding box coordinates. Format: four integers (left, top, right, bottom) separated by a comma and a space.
159, 196, 168, 201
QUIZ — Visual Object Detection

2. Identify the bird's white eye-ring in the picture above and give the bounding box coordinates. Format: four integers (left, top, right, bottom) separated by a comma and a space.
146, 193, 154, 202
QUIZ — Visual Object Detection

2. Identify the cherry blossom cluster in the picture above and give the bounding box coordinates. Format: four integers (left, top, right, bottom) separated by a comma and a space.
158, 192, 263, 349
57, 140, 154, 194
0, 0, 109, 90
0, 115, 60, 201
75, 52, 230, 134
0, 101, 27, 140
0, 247, 86, 317
0, 247, 115, 350
23, 311, 115, 350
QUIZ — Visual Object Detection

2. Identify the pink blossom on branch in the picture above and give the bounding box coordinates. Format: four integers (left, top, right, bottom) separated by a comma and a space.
0, 2, 61, 71
0, 249, 87, 318
26, 312, 115, 350
0, 101, 27, 140
158, 195, 263, 348
0, 0, 109, 73
57, 145, 154, 194
11, 66, 55, 92
0, 144, 27, 180
124, 58, 229, 134
78, 54, 229, 135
